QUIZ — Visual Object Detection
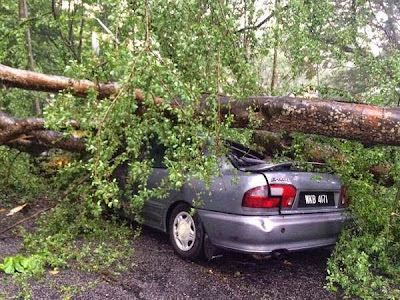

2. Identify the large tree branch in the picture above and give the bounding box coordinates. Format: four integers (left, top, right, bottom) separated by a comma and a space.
220, 96, 400, 146
0, 111, 85, 153
1, 63, 400, 151
0, 64, 120, 99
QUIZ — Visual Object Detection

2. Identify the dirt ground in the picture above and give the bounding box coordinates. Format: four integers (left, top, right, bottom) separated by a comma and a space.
0, 201, 343, 300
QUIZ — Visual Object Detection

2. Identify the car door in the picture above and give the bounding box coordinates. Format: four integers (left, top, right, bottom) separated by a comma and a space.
142, 140, 171, 231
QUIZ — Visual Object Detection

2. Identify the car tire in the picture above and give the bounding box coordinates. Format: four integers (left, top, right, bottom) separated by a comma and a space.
168, 203, 204, 260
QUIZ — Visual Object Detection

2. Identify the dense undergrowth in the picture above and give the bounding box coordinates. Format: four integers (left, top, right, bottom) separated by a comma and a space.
0, 150, 134, 299
284, 135, 400, 299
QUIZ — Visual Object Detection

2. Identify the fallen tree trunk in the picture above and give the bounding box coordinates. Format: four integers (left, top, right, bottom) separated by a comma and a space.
1, 63, 400, 151
0, 111, 85, 153
222, 96, 400, 146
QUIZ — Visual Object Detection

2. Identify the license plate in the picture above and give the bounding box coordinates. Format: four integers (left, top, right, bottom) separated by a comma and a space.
298, 192, 334, 207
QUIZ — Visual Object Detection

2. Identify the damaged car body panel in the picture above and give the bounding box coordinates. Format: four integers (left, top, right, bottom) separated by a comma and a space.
138, 140, 349, 260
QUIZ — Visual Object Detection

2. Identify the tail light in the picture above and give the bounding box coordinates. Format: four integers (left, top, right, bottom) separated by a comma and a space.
341, 187, 349, 206
242, 184, 297, 209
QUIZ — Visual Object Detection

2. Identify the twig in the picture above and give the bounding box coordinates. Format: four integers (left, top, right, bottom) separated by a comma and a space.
0, 174, 90, 236
389, 184, 400, 236
5, 151, 21, 185
0, 205, 55, 235
93, 51, 144, 174
94, 17, 120, 44
145, 0, 150, 50
236, 4, 289, 33
237, 11, 275, 33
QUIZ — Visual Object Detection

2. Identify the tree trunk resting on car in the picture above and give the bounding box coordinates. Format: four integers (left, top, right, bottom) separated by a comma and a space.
0, 63, 400, 154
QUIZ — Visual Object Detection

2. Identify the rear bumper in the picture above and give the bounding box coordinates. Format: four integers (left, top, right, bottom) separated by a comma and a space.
198, 210, 348, 253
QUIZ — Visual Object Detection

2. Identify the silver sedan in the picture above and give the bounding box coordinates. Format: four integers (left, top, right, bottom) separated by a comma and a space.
140, 141, 349, 260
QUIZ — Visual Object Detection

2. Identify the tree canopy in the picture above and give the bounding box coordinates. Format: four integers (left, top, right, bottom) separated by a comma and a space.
1, 0, 400, 298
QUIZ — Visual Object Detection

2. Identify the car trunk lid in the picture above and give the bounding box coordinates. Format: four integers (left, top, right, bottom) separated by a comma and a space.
261, 170, 343, 214
226, 142, 345, 214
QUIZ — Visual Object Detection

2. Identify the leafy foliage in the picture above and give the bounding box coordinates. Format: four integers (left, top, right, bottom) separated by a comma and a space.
1, 1, 400, 299
21, 199, 133, 273
0, 147, 49, 204
284, 135, 400, 298
0, 254, 44, 275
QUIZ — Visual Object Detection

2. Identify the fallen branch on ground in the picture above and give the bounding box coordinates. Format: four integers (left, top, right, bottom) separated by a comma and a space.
0, 174, 90, 235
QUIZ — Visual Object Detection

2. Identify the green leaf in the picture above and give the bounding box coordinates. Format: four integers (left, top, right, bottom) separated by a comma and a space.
3, 257, 16, 275
14, 261, 25, 273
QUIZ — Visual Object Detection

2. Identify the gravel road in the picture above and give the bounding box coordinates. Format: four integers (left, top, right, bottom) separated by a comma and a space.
0, 203, 340, 300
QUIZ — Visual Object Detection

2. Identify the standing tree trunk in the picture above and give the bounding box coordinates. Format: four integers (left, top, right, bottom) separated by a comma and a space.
270, 0, 279, 94
18, 0, 41, 116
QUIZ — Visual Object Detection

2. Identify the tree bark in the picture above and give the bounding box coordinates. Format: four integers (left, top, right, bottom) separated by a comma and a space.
18, 0, 41, 116
219, 95, 400, 146
0, 64, 121, 99
0, 111, 85, 153
270, 0, 279, 93
1, 63, 400, 150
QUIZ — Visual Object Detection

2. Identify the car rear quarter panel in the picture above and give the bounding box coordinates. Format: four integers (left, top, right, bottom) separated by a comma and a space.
180, 160, 278, 216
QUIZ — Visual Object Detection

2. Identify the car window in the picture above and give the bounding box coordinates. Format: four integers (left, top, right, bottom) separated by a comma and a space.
149, 138, 167, 168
